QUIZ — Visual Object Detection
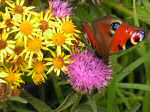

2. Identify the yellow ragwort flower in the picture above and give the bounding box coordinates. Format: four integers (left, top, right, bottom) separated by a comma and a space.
45, 28, 75, 55
0, 7, 14, 30
0, 30, 15, 63
11, 13, 40, 45
2, 67, 24, 88
38, 10, 55, 33
0, 0, 11, 4
27, 60, 47, 85
56, 16, 80, 38
20, 33, 48, 67
46, 50, 70, 76
6, 0, 35, 15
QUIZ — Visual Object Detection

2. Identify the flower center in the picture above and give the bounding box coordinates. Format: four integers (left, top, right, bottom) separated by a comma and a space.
0, 40, 7, 50
34, 61, 45, 73
53, 57, 64, 69
20, 21, 33, 35
32, 73, 45, 85
52, 33, 65, 46
40, 20, 48, 32
27, 39, 42, 51
15, 5, 24, 14
5, 19, 13, 27
62, 21, 74, 33
5, 73, 17, 84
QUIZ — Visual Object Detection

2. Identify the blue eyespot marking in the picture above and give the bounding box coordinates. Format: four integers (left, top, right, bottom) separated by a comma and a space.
139, 31, 145, 39
111, 22, 121, 31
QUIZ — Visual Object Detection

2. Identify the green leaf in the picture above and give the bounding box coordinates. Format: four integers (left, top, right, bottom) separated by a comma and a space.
74, 104, 93, 112
22, 90, 53, 112
71, 94, 82, 112
116, 56, 145, 82
11, 106, 33, 112
137, 6, 150, 25
87, 95, 97, 112
128, 103, 141, 112
117, 89, 130, 109
118, 83, 150, 91
8, 96, 28, 104
54, 92, 78, 112
142, 0, 150, 14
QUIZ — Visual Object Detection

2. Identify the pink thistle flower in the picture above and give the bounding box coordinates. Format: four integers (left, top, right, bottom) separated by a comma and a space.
49, 0, 72, 18
67, 50, 112, 93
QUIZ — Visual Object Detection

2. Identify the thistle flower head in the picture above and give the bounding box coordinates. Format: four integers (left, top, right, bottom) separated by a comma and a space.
67, 50, 112, 93
49, 0, 72, 18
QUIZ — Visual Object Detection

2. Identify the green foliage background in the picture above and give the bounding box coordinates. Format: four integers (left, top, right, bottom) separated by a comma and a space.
1, 0, 150, 112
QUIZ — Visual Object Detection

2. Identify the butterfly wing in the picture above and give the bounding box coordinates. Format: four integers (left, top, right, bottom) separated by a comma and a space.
110, 23, 145, 53
83, 16, 145, 63
93, 16, 115, 62
83, 22, 97, 49
83, 16, 119, 63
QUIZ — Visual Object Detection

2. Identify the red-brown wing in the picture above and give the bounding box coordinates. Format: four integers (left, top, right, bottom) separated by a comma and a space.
83, 22, 97, 48
93, 16, 117, 63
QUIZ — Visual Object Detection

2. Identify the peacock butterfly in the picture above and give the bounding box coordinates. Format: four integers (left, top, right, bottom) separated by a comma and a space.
83, 16, 145, 63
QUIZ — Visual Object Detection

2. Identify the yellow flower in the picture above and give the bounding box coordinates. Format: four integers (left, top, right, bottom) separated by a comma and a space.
0, 0, 11, 4
6, 0, 35, 15
11, 56, 26, 72
1, 67, 24, 88
0, 7, 14, 30
45, 28, 75, 55
56, 16, 80, 38
7, 38, 25, 71
11, 13, 40, 45
46, 51, 70, 76
38, 10, 55, 33
26, 60, 47, 85
20, 34, 48, 67
0, 30, 15, 63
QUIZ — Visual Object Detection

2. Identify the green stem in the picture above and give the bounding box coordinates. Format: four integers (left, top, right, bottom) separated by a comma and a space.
107, 80, 117, 112
118, 83, 150, 91
87, 95, 97, 112
133, 0, 139, 27
39, 86, 45, 101
103, 0, 149, 24
2, 102, 8, 112
53, 76, 64, 104
103, 0, 133, 16
115, 53, 150, 82
71, 93, 82, 112
106, 54, 120, 112
143, 62, 150, 112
